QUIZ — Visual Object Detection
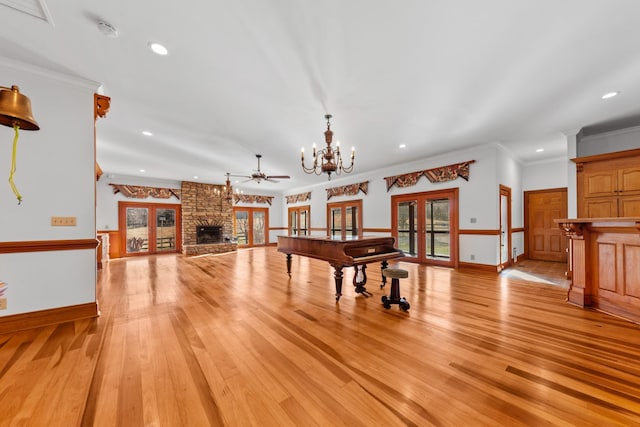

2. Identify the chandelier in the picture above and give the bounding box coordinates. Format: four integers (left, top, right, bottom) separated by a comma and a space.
224, 173, 233, 202
301, 114, 354, 179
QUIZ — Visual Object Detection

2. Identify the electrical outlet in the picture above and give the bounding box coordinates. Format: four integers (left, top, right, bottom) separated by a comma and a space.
0, 298, 6, 310
470, 254, 476, 260
51, 216, 77, 226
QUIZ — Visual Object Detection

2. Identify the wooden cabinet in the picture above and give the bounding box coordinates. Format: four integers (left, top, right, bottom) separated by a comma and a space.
575, 149, 640, 217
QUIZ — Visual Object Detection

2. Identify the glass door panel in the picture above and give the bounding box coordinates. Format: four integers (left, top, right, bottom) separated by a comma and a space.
433, 199, 450, 258
345, 206, 359, 237
425, 199, 450, 259
299, 209, 308, 236
126, 207, 149, 254
290, 210, 299, 235
234, 210, 249, 245
252, 211, 266, 245
156, 208, 176, 252
330, 207, 342, 237
397, 201, 418, 258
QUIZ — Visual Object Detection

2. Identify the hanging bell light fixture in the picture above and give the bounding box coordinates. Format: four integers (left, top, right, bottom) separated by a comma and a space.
0, 85, 40, 204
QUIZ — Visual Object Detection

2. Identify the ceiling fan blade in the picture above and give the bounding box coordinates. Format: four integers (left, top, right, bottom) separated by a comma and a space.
267, 175, 290, 179
229, 174, 251, 178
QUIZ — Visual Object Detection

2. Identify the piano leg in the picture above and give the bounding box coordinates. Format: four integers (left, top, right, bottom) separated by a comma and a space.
380, 260, 389, 288
352, 265, 372, 297
285, 254, 292, 277
332, 265, 343, 301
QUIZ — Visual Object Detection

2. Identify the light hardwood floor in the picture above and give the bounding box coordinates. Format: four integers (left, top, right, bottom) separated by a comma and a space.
1, 248, 640, 426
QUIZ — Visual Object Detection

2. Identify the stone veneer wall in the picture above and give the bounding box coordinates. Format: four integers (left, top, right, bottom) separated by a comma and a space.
181, 181, 237, 255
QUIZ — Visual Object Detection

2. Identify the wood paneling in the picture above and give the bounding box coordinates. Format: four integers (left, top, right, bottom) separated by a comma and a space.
1, 248, 640, 425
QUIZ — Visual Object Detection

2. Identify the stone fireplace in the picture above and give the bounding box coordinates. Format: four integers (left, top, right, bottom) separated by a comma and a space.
181, 181, 237, 255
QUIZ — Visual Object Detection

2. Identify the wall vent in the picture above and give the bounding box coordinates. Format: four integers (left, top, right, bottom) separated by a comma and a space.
0, 0, 53, 24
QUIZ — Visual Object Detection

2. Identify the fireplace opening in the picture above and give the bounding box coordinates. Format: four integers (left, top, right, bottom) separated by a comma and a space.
196, 226, 222, 244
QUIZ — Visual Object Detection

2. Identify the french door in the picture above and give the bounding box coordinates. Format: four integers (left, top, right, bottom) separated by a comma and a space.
119, 202, 182, 256
327, 200, 362, 238
233, 207, 269, 247
288, 205, 310, 236
392, 189, 458, 267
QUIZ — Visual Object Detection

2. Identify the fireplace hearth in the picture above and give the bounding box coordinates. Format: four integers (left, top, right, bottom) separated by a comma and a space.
196, 225, 222, 244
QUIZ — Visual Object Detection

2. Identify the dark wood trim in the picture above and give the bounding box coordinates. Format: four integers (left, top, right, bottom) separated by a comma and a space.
362, 228, 392, 233
458, 229, 500, 235
512, 227, 525, 233
0, 239, 98, 254
0, 302, 98, 334
269, 227, 287, 231
458, 261, 499, 273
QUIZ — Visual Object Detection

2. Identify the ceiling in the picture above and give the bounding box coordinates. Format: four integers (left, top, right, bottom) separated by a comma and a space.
2, 0, 640, 191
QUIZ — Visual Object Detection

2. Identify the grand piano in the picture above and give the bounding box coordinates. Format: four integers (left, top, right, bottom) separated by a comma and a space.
277, 235, 404, 300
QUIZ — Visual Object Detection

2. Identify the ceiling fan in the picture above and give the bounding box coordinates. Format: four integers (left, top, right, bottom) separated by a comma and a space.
230, 154, 290, 183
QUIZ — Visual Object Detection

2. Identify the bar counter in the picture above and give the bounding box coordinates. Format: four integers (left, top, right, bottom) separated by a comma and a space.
556, 217, 640, 323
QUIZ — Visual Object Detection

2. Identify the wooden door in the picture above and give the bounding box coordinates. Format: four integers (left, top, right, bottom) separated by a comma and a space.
526, 188, 567, 262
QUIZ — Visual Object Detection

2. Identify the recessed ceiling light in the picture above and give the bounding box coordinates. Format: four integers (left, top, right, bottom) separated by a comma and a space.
193, 176, 198, 179
399, 144, 406, 148
139, 169, 145, 173
149, 42, 168, 56
536, 148, 544, 153
142, 130, 153, 136
601, 91, 619, 99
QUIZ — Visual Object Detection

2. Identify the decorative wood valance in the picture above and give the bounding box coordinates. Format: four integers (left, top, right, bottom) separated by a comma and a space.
384, 160, 475, 191
233, 194, 274, 205
326, 181, 369, 200
285, 192, 311, 204
110, 184, 181, 200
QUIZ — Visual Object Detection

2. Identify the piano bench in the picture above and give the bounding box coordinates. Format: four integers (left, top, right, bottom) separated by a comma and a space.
381, 268, 410, 311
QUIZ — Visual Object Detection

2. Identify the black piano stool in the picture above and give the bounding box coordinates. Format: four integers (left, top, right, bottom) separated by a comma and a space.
381, 268, 410, 311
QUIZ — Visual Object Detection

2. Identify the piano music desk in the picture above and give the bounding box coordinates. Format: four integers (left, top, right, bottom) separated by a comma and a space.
277, 235, 404, 301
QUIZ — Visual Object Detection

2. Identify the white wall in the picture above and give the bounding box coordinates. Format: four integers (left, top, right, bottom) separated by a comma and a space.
0, 58, 99, 316
578, 126, 640, 157
522, 159, 568, 191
